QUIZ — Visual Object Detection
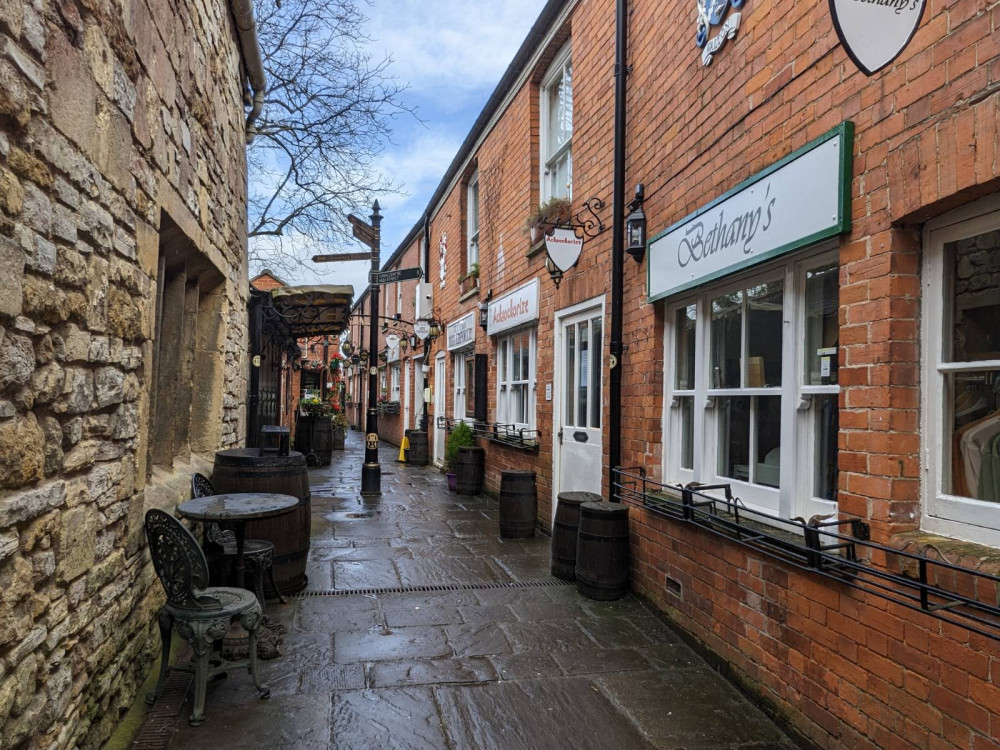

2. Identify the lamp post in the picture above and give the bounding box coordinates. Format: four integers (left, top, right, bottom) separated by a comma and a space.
361, 201, 383, 496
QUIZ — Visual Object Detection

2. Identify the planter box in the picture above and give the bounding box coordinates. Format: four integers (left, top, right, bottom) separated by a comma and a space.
459, 274, 479, 295
379, 401, 400, 415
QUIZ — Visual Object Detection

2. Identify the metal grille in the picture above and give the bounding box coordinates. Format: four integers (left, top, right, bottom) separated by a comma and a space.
298, 578, 572, 598
129, 668, 192, 749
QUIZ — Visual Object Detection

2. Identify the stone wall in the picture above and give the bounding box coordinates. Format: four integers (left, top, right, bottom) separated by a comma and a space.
0, 0, 250, 745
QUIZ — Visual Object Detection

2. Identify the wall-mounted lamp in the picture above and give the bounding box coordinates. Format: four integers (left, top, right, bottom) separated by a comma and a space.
359, 349, 370, 364
625, 183, 647, 263
400, 337, 410, 353
478, 290, 493, 330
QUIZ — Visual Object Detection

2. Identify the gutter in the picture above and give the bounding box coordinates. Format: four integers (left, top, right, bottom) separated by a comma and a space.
229, 0, 267, 144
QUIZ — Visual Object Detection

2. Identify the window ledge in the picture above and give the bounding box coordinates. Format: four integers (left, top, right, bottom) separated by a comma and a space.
487, 436, 540, 452
458, 286, 480, 303
527, 239, 546, 258
890, 531, 1000, 577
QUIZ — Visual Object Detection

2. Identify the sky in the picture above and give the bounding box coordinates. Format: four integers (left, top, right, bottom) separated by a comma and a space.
288, 0, 549, 298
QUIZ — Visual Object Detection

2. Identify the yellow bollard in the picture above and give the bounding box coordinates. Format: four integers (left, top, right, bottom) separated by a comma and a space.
397, 435, 410, 463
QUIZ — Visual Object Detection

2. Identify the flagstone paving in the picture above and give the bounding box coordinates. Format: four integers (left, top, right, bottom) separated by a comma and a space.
157, 432, 799, 749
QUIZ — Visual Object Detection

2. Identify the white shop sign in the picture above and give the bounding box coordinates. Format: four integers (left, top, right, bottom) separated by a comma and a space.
648, 124, 853, 302
386, 345, 400, 363
830, 0, 926, 76
487, 279, 539, 336
446, 312, 476, 351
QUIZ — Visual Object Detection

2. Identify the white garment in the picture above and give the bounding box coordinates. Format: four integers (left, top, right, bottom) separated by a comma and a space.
961, 413, 1000, 497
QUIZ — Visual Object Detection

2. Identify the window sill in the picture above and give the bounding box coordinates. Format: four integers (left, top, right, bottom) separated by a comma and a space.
526, 240, 545, 258
890, 531, 1000, 577
458, 286, 479, 303
487, 436, 540, 452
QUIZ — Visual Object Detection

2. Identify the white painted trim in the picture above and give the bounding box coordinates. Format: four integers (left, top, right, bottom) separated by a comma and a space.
540, 42, 573, 202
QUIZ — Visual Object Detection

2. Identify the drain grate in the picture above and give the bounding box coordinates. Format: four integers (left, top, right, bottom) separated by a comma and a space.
298, 578, 573, 598
130, 668, 192, 749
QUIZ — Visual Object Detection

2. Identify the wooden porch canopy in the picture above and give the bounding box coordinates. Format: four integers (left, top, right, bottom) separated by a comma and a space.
267, 284, 355, 338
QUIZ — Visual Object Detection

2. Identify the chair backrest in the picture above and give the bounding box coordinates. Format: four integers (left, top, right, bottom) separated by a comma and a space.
144, 509, 221, 612
191, 473, 215, 499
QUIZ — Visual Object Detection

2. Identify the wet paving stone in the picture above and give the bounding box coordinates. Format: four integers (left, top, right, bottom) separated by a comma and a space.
368, 657, 497, 688
300, 663, 366, 693
457, 603, 519, 624
488, 651, 565, 681
332, 688, 447, 750
296, 596, 382, 632
500, 619, 598, 653
554, 647, 650, 676
395, 557, 509, 587
435, 677, 657, 750
382, 600, 464, 627
577, 615, 651, 649
334, 626, 452, 663
509, 599, 589, 622
333, 559, 402, 589
444, 622, 512, 657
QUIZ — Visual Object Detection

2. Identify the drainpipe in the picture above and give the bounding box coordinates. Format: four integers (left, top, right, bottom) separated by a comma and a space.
421, 213, 431, 433
230, 0, 267, 143
608, 0, 629, 499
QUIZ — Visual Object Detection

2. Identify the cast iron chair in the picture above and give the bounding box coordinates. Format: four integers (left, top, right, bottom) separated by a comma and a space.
191, 473, 286, 605
144, 509, 270, 726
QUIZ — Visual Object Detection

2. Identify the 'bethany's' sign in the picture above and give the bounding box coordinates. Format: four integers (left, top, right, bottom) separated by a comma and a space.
446, 312, 475, 351
487, 279, 539, 336
830, 0, 925, 75
647, 123, 853, 302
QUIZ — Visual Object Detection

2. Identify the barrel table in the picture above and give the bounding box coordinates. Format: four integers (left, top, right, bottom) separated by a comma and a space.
499, 470, 537, 538
212, 448, 312, 595
455, 446, 485, 495
551, 491, 602, 581
408, 431, 429, 466
575, 501, 630, 600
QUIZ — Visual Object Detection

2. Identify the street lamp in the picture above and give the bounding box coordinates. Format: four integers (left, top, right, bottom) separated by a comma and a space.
478, 290, 492, 330
625, 183, 647, 263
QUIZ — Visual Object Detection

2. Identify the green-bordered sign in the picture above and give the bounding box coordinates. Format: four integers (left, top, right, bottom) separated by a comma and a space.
647, 122, 853, 303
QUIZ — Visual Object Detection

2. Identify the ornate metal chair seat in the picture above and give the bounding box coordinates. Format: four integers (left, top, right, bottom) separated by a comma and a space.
144, 509, 270, 726
192, 473, 286, 606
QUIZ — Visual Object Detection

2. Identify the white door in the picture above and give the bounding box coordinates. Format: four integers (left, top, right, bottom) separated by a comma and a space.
553, 301, 605, 518
413, 356, 425, 430
434, 353, 447, 464
403, 361, 411, 430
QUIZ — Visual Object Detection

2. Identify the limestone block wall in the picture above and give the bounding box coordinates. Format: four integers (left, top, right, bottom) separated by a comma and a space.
0, 0, 250, 745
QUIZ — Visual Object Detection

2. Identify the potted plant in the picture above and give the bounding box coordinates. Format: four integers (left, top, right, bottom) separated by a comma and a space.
459, 262, 480, 294
444, 421, 475, 491
331, 412, 348, 451
525, 196, 573, 244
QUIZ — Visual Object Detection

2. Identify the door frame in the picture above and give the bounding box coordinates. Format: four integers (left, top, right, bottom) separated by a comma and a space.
551, 294, 606, 522
403, 358, 411, 430
434, 352, 447, 466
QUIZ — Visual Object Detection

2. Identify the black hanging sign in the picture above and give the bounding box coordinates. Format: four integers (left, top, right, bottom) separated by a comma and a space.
829, 0, 926, 76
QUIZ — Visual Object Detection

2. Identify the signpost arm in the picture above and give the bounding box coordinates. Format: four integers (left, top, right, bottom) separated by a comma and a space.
361, 201, 382, 496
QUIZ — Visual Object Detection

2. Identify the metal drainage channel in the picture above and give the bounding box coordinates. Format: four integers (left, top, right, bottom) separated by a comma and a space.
129, 579, 572, 749
298, 578, 574, 598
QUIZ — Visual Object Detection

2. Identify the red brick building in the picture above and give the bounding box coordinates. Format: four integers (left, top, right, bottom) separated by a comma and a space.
352, 0, 1000, 746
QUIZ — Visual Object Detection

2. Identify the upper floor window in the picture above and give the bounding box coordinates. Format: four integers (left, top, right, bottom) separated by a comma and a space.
541, 45, 572, 201
467, 170, 480, 270
923, 200, 1000, 547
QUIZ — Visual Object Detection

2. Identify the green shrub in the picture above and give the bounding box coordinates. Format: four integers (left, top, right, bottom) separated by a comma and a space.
445, 421, 475, 471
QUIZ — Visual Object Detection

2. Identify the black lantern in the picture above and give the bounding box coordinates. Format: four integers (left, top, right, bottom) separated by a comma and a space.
479, 290, 492, 330
625, 183, 646, 263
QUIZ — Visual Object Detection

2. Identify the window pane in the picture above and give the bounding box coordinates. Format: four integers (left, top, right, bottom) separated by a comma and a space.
754, 396, 781, 488
718, 396, 750, 481
590, 316, 602, 428
578, 321, 589, 426
675, 305, 696, 390
814, 394, 839, 501
947, 370, 1000, 502
547, 62, 573, 153
950, 230, 1000, 363
746, 281, 783, 387
711, 291, 743, 388
805, 263, 840, 385
565, 324, 575, 427
512, 342, 521, 385
466, 356, 475, 416
679, 396, 694, 470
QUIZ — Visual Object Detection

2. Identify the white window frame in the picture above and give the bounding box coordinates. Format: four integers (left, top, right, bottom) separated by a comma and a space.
467, 171, 480, 270
497, 328, 537, 430
662, 244, 839, 520
540, 44, 572, 202
390, 363, 401, 403
452, 351, 474, 422
922, 195, 1000, 547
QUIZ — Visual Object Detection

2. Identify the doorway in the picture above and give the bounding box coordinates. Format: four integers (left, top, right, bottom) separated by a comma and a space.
434, 352, 447, 465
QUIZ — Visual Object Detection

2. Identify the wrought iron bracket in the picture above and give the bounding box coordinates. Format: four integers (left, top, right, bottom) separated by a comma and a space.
563, 197, 607, 238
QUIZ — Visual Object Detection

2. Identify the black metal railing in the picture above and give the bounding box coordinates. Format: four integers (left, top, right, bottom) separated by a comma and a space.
613, 468, 1000, 641
435, 416, 541, 450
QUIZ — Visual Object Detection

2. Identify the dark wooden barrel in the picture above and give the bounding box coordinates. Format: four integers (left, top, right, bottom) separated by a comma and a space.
455, 446, 484, 495
499, 470, 537, 538
575, 501, 630, 601
212, 449, 312, 595
551, 491, 602, 581
311, 418, 333, 465
408, 431, 429, 466
331, 426, 345, 451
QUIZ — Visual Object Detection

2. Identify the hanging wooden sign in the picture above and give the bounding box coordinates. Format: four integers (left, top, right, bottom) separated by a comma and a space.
829, 0, 926, 75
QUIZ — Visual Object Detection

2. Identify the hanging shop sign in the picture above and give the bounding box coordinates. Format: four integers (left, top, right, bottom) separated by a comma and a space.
385, 346, 400, 363
696, 0, 745, 66
830, 0, 925, 76
414, 320, 431, 340
648, 122, 853, 302
385, 334, 400, 349
446, 312, 476, 351
487, 279, 539, 336
545, 228, 584, 274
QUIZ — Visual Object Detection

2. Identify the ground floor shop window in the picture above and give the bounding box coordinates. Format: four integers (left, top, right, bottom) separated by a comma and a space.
453, 351, 475, 421
664, 247, 839, 518
497, 329, 536, 429
923, 200, 1000, 546
390, 363, 401, 403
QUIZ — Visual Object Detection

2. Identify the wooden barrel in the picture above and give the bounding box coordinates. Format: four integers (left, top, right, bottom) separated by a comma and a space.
551, 492, 602, 581
455, 446, 484, 495
575, 501, 630, 601
311, 418, 333, 465
212, 449, 312, 595
408, 431, 429, 466
499, 470, 536, 538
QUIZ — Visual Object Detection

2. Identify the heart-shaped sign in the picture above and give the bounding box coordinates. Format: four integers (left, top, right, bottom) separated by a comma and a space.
385, 334, 400, 349
829, 0, 925, 75
545, 227, 584, 274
